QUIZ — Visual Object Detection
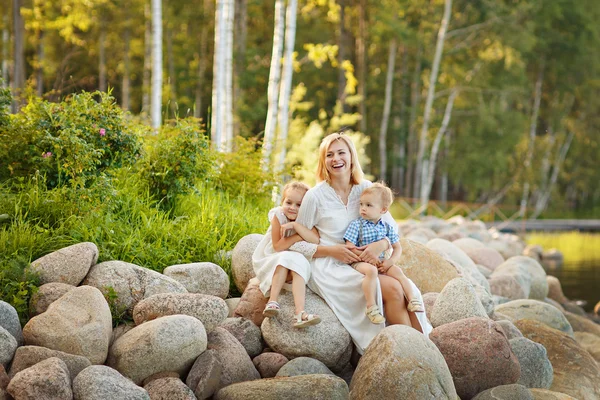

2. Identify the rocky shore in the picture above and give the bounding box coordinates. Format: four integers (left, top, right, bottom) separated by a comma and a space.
1, 216, 599, 399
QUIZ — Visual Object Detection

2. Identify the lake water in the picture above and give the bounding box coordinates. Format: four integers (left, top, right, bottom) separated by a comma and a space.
526, 232, 600, 312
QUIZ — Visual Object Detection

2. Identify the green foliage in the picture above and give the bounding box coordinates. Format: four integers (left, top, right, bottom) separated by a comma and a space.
0, 256, 40, 325
102, 286, 131, 328
138, 118, 214, 209
0, 91, 141, 187
0, 82, 10, 127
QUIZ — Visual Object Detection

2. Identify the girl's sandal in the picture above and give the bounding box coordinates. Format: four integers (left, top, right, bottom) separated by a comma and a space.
293, 311, 321, 328
263, 301, 281, 317
365, 305, 386, 324
407, 299, 425, 313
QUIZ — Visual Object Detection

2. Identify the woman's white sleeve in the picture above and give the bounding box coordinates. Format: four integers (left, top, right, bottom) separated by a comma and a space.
288, 189, 318, 259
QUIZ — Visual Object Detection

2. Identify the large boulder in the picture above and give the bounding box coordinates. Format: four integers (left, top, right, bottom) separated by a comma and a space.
395, 239, 460, 293
429, 317, 520, 400
515, 319, 600, 400
0, 327, 17, 369
28, 282, 75, 316
9, 345, 91, 379
573, 332, 600, 363
219, 317, 263, 358
214, 375, 349, 400
252, 353, 289, 379
0, 301, 23, 345
465, 247, 505, 271
472, 384, 533, 400
22, 285, 112, 364
73, 365, 150, 400
27, 242, 98, 286
205, 328, 260, 392
233, 278, 268, 327
545, 276, 568, 304
496, 320, 524, 340
489, 275, 527, 300
275, 357, 334, 377
495, 300, 573, 337
7, 357, 72, 400
509, 337, 553, 389
144, 377, 196, 400
82, 260, 187, 313
350, 325, 457, 400
133, 293, 228, 333
186, 349, 222, 400
107, 315, 207, 385
563, 310, 600, 337
452, 238, 486, 252
231, 234, 262, 293
261, 289, 351, 371
430, 277, 488, 327
163, 262, 230, 299
492, 256, 548, 300
529, 389, 578, 399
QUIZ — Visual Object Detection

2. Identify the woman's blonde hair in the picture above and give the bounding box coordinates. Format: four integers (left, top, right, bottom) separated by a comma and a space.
281, 181, 310, 202
316, 132, 364, 185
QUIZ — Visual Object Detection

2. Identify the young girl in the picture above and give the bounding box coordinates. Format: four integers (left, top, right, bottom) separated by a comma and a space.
343, 182, 425, 324
252, 181, 322, 328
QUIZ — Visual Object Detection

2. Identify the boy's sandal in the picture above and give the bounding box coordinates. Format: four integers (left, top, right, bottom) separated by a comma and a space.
407, 299, 425, 313
293, 311, 321, 328
365, 305, 386, 324
263, 301, 281, 317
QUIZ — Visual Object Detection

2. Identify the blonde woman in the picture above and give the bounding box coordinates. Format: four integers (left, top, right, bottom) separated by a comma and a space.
292, 132, 432, 353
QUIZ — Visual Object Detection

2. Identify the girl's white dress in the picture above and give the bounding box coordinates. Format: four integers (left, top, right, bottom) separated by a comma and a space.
294, 180, 433, 353
252, 207, 312, 297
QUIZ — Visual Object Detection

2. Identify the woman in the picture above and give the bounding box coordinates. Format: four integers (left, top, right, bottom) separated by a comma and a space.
292, 132, 432, 353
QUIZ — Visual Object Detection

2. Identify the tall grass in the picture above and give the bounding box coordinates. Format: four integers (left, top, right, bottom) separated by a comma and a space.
526, 231, 600, 263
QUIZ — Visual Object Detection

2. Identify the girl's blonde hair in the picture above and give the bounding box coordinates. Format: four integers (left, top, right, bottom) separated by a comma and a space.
316, 132, 364, 185
362, 182, 394, 208
281, 181, 310, 202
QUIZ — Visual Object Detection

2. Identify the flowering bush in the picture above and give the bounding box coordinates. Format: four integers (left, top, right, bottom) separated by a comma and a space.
0, 91, 141, 187
0, 83, 10, 127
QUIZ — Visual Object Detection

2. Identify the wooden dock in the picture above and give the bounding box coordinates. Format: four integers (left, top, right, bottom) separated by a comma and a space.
486, 219, 600, 232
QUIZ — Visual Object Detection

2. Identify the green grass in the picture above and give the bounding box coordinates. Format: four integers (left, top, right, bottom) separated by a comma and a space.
526, 231, 600, 263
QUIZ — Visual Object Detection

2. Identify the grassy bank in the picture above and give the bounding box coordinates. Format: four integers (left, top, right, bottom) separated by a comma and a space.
526, 231, 600, 263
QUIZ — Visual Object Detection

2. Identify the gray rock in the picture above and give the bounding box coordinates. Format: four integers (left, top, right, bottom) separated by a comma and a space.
225, 298, 241, 317
252, 353, 288, 378
231, 234, 262, 293
474, 284, 495, 317
509, 337, 553, 389
422, 292, 439, 315
465, 247, 505, 271
133, 293, 228, 333
0, 327, 17, 368
261, 289, 352, 371
452, 237, 486, 252
496, 320, 523, 340
430, 277, 488, 327
164, 262, 230, 299
7, 357, 72, 400
529, 388, 578, 399
28, 282, 75, 316
476, 264, 493, 278
27, 242, 98, 286
214, 375, 349, 400
275, 357, 334, 377
0, 301, 23, 345
9, 345, 91, 379
186, 349, 222, 400
546, 276, 568, 304
495, 299, 574, 337
472, 384, 533, 400
489, 275, 527, 300
219, 318, 263, 357
107, 315, 207, 385
110, 323, 135, 347
73, 365, 150, 400
22, 285, 113, 364
144, 377, 196, 400
82, 260, 187, 314
493, 256, 548, 300
350, 325, 457, 399
205, 328, 260, 391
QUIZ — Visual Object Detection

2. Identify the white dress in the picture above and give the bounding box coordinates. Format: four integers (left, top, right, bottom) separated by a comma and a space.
295, 180, 433, 353
252, 207, 312, 297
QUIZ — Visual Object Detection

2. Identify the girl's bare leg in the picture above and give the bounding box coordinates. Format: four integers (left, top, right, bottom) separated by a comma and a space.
354, 262, 379, 308
385, 265, 417, 301
291, 271, 306, 314
379, 275, 412, 327
268, 265, 289, 303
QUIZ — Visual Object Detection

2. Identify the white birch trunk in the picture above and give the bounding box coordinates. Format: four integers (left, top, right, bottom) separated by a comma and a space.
420, 89, 458, 206
276, 0, 298, 173
414, 0, 452, 202
408, 43, 423, 199
211, 0, 225, 148
357, 0, 367, 133
142, 2, 151, 117
261, 0, 284, 169
151, 0, 163, 130
195, 0, 211, 118
379, 39, 397, 181
224, 0, 234, 151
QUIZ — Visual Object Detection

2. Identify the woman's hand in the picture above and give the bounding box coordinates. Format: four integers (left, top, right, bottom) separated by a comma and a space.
357, 240, 388, 265
329, 244, 361, 264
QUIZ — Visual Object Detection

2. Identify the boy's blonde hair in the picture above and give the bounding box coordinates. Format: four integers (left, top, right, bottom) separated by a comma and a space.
361, 182, 394, 209
316, 132, 364, 185
282, 181, 310, 202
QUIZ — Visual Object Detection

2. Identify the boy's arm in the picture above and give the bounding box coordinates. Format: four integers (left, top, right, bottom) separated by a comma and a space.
380, 241, 402, 272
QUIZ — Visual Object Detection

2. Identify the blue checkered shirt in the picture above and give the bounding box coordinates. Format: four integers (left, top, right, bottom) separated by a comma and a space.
343, 218, 399, 258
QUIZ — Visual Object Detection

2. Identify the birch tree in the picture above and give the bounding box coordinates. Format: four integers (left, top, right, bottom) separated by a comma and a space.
224, 0, 234, 151
12, 0, 25, 112
379, 39, 397, 181
151, 0, 162, 130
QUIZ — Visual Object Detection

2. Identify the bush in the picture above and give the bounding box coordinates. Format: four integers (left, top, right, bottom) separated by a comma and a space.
138, 118, 214, 209
0, 91, 142, 187
0, 82, 10, 127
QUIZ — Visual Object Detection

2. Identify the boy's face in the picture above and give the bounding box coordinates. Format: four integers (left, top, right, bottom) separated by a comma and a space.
359, 192, 387, 222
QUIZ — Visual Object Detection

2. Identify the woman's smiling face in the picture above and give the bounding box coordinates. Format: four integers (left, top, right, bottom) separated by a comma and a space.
326, 140, 351, 178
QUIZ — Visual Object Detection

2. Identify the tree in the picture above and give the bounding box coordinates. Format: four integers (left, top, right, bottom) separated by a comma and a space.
151, 0, 162, 130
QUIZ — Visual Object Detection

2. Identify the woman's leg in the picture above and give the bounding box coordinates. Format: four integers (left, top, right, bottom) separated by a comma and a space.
354, 262, 379, 308
268, 265, 289, 303
290, 271, 306, 314
379, 275, 412, 326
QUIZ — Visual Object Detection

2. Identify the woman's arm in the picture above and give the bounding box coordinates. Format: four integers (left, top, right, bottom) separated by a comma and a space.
271, 216, 303, 252
313, 244, 361, 264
